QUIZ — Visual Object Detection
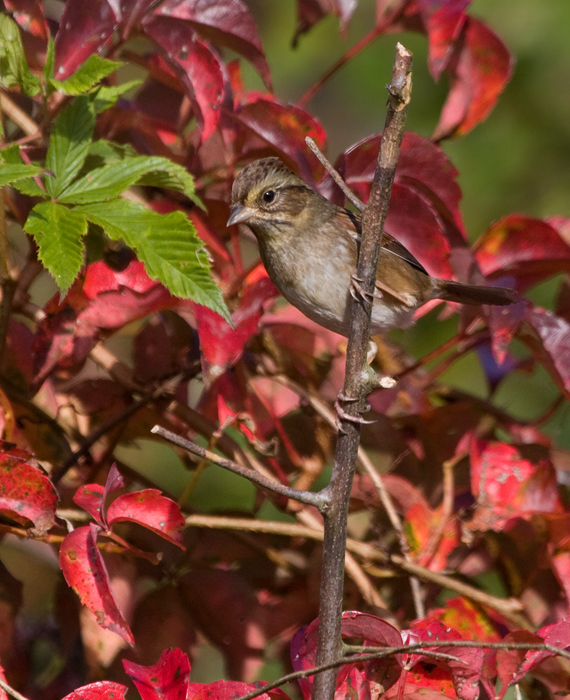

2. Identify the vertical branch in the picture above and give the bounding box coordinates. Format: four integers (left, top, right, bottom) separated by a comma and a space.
312, 44, 413, 700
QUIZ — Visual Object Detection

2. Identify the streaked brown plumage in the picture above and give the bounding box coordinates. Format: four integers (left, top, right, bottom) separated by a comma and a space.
227, 157, 517, 337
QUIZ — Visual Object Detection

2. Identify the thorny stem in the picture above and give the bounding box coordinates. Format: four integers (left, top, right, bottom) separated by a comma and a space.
312, 44, 413, 700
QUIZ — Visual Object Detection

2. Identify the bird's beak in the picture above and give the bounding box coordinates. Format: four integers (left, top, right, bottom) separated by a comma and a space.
227, 204, 255, 227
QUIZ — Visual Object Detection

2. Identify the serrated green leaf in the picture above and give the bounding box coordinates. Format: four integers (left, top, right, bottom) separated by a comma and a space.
88, 140, 138, 163
1, 144, 47, 195
50, 55, 123, 96
136, 161, 201, 207
58, 155, 198, 205
43, 35, 55, 91
24, 202, 87, 295
0, 14, 41, 96
77, 199, 230, 322
0, 163, 45, 186
11, 177, 46, 197
0, 144, 23, 164
45, 96, 95, 198
93, 80, 142, 114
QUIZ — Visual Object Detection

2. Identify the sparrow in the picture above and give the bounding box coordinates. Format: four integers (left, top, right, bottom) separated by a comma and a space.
227, 157, 517, 338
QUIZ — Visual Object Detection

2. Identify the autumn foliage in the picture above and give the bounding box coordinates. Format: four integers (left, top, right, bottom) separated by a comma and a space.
1, 1, 570, 700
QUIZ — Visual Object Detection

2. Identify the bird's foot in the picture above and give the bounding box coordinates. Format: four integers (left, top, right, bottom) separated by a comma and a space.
350, 274, 384, 305
334, 391, 376, 433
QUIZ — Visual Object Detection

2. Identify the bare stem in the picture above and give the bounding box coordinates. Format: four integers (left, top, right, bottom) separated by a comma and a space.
152, 425, 327, 510
311, 44, 413, 700
305, 137, 364, 210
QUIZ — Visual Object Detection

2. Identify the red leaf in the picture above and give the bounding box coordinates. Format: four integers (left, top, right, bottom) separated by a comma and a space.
494, 629, 544, 698
0, 441, 57, 535
293, 0, 357, 43
194, 274, 277, 378
410, 621, 486, 700
142, 15, 228, 141
73, 484, 106, 527
73, 464, 124, 527
469, 439, 562, 531
423, 0, 470, 80
83, 260, 159, 297
329, 132, 474, 280
33, 262, 175, 388
519, 307, 570, 401
156, 0, 271, 89
61, 682, 128, 700
106, 490, 186, 548
123, 648, 190, 700
291, 611, 402, 699
432, 16, 514, 140
54, 0, 117, 79
59, 524, 134, 645
234, 97, 327, 183
192, 680, 290, 700
474, 215, 570, 290
4, 0, 48, 39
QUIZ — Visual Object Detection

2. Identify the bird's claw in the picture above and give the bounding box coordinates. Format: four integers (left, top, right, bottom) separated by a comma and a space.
350, 275, 383, 305
334, 391, 376, 433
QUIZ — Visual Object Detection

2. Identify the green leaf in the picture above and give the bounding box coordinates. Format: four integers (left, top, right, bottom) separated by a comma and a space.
58, 155, 199, 205
43, 35, 55, 87
137, 161, 202, 207
50, 55, 123, 96
45, 95, 95, 198
77, 199, 230, 321
0, 163, 45, 186
0, 14, 41, 96
24, 202, 87, 295
0, 144, 46, 195
88, 139, 138, 162
93, 80, 142, 114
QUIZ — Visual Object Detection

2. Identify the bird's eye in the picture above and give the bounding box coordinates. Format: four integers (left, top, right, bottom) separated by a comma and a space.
262, 190, 275, 203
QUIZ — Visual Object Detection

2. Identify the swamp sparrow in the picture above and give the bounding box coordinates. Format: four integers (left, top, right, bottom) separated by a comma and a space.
227, 157, 517, 338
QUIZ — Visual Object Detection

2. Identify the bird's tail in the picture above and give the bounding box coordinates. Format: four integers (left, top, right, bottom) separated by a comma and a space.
437, 280, 518, 307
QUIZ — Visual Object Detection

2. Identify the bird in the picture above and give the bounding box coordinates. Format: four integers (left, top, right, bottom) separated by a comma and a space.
227, 157, 517, 339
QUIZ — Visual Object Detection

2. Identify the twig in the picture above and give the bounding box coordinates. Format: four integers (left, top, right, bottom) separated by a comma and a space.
152, 425, 326, 509
234, 639, 570, 700
305, 137, 364, 210
0, 92, 40, 137
0, 677, 30, 700
183, 514, 526, 624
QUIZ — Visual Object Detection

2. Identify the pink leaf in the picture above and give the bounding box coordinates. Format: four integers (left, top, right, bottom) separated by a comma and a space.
0, 441, 57, 535
59, 524, 134, 645
61, 682, 128, 700
106, 490, 186, 548
123, 648, 191, 700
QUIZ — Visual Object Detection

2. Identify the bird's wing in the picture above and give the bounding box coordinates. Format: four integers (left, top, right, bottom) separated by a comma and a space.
340, 209, 429, 276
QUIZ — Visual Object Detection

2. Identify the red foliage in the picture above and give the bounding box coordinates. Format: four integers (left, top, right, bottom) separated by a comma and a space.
1, 0, 570, 699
